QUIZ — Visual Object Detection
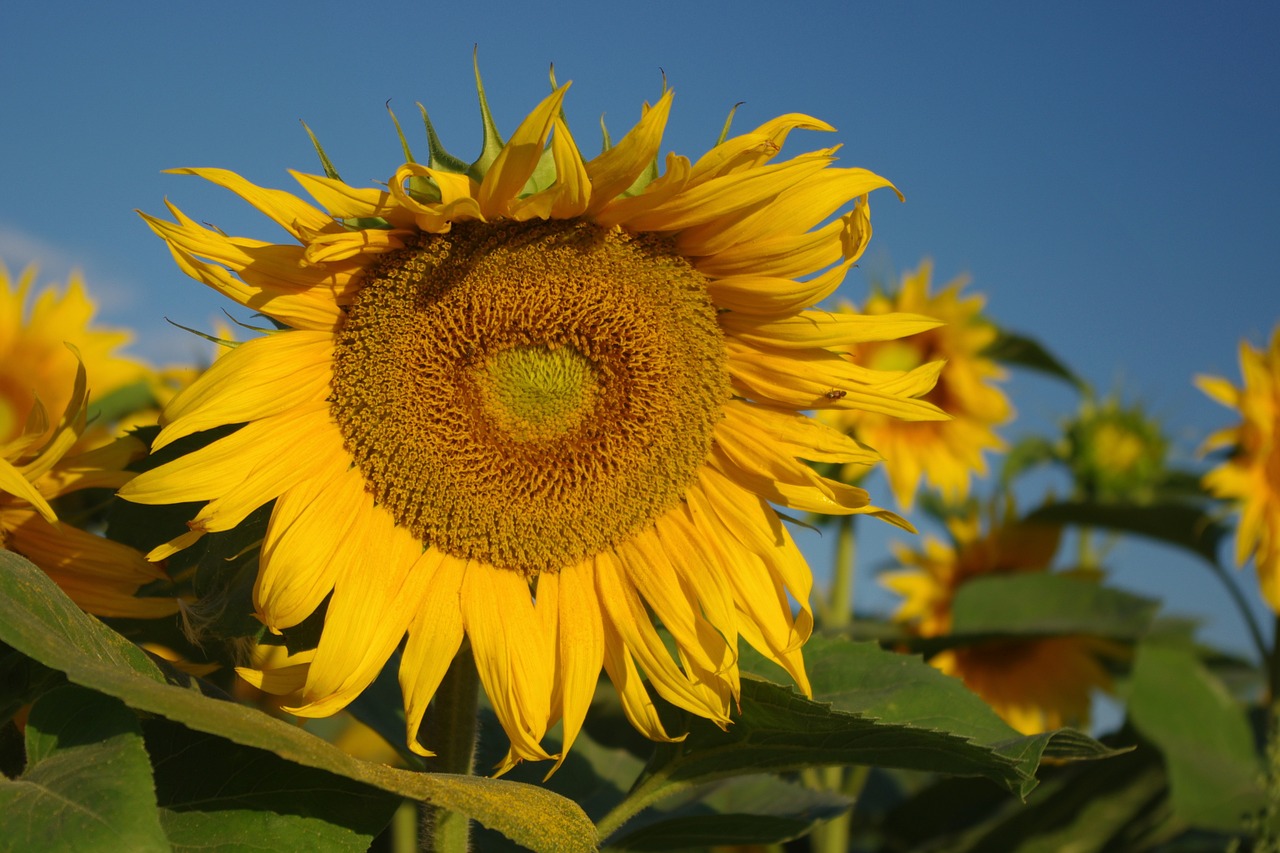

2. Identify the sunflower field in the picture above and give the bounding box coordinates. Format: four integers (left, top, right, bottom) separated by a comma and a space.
2, 60, 1278, 853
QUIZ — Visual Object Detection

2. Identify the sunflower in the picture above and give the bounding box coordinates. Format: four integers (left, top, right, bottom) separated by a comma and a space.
818, 261, 1011, 510
1, 357, 177, 618
1197, 324, 1280, 611
883, 508, 1116, 734
1, 264, 148, 446
120, 76, 948, 771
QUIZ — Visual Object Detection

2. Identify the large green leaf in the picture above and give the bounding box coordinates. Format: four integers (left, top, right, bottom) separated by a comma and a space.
0, 686, 169, 853
900, 573, 1157, 659
144, 717, 397, 852
949, 572, 1158, 639
1026, 500, 1229, 566
0, 551, 596, 853
597, 636, 1118, 841
1127, 641, 1265, 832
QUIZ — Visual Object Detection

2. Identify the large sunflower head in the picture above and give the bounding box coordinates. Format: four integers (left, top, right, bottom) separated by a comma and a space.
882, 505, 1115, 734
1196, 324, 1280, 610
121, 74, 948, 771
818, 260, 1011, 510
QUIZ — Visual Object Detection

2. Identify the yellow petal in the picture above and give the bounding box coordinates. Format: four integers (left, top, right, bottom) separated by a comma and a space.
600, 625, 684, 743
288, 506, 430, 717
400, 549, 465, 757
594, 551, 730, 724
545, 560, 604, 775
166, 167, 334, 240
722, 310, 943, 350
0, 456, 57, 523
584, 89, 674, 214
158, 331, 333, 449
478, 84, 570, 218
291, 171, 416, 225
256, 463, 363, 630
706, 261, 853, 317
462, 563, 555, 765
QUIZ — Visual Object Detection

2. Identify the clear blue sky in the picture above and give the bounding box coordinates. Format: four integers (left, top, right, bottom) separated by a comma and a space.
3, 3, 1277, 660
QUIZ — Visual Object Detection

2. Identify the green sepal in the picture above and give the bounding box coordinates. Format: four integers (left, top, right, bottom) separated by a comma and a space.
467, 49, 506, 182
301, 121, 343, 181
416, 104, 470, 178
384, 102, 417, 165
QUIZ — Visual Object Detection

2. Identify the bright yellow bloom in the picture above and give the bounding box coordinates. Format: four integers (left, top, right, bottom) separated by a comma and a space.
883, 509, 1114, 734
820, 261, 1011, 510
1197, 324, 1280, 610
0, 359, 177, 618
0, 265, 176, 618
122, 78, 947, 772
0, 265, 148, 446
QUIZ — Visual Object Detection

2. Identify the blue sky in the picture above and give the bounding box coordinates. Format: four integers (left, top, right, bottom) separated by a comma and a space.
3, 3, 1277, 661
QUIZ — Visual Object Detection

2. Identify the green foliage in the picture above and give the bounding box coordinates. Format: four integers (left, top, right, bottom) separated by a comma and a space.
1027, 500, 1229, 567
0, 551, 596, 853
983, 327, 1086, 390
0, 686, 169, 853
1128, 641, 1266, 831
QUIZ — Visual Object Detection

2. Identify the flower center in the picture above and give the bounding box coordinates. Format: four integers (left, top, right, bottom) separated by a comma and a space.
329, 219, 729, 574
477, 345, 598, 442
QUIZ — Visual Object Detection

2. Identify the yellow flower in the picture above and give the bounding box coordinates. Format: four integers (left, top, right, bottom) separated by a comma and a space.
0, 265, 148, 446
1197, 324, 1280, 610
819, 261, 1011, 510
121, 78, 947, 771
883, 509, 1114, 734
1, 359, 177, 618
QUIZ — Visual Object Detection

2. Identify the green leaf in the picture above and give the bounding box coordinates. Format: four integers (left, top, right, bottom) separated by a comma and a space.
0, 643, 64, 724
0, 551, 596, 853
886, 737, 1171, 852
1025, 500, 1229, 566
598, 636, 1119, 841
949, 573, 1158, 640
609, 774, 852, 850
983, 328, 1086, 390
1127, 641, 1265, 831
0, 685, 169, 853
144, 716, 397, 852
86, 379, 158, 428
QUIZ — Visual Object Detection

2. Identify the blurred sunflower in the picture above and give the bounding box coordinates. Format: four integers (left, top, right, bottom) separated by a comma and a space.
883, 508, 1116, 734
1, 265, 148, 446
121, 76, 948, 771
0, 265, 176, 618
1197, 324, 1280, 611
819, 261, 1011, 510
0, 361, 177, 618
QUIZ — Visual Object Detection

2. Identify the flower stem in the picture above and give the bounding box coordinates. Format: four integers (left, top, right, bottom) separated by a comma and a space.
1205, 559, 1270, 665
826, 515, 857, 628
422, 643, 480, 853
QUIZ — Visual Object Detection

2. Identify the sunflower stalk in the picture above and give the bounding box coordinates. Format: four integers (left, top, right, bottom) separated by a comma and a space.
807, 515, 861, 850
421, 643, 480, 853
825, 515, 858, 628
